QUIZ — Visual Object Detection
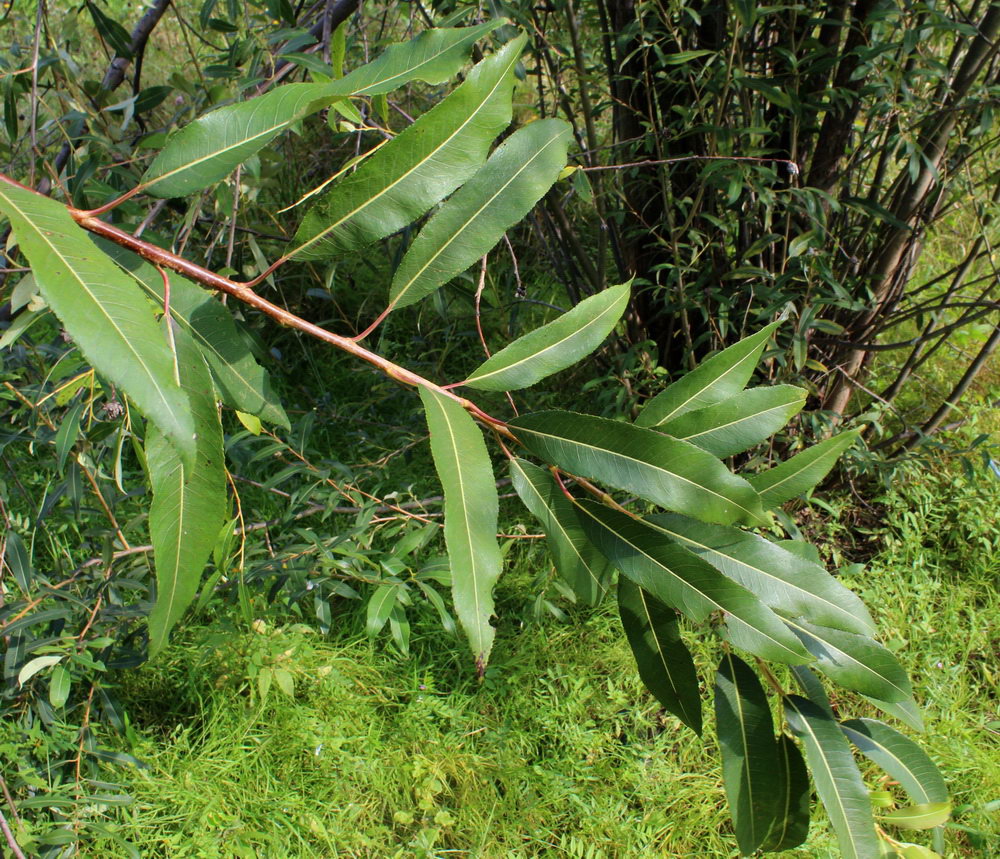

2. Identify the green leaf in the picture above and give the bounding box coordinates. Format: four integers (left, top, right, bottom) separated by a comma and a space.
646, 513, 876, 636
637, 321, 781, 427
0, 178, 196, 464
576, 503, 811, 664
863, 696, 925, 733
146, 326, 228, 657
54, 399, 87, 473
760, 734, 811, 852
366, 584, 397, 636
48, 664, 71, 709
420, 388, 502, 671
18, 655, 62, 687
3, 531, 32, 596
750, 431, 860, 508
464, 281, 630, 390
86, 1, 132, 58
785, 695, 881, 859
142, 22, 502, 197
714, 653, 786, 854
509, 411, 766, 526
618, 577, 701, 733
100, 241, 288, 428
509, 458, 611, 606
289, 35, 526, 261
657, 385, 806, 458
840, 719, 947, 804
390, 118, 573, 311
786, 619, 913, 703
881, 803, 951, 831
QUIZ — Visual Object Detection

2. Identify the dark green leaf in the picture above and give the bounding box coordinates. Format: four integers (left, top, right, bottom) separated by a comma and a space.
619, 577, 701, 733
509, 411, 765, 526
3, 530, 33, 596
420, 388, 502, 670
637, 321, 780, 427
510, 458, 611, 606
759, 734, 811, 851
576, 503, 811, 664
750, 431, 860, 508
54, 399, 87, 473
785, 695, 881, 859
48, 664, 71, 709
658, 385, 806, 458
840, 719, 947, 804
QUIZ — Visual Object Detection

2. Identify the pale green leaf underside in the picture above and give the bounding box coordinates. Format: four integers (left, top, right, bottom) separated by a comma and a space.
465, 280, 630, 390
577, 502, 812, 664
509, 458, 610, 606
141, 22, 502, 198
0, 178, 196, 464
99, 240, 289, 428
147, 326, 228, 656
750, 430, 860, 508
290, 35, 526, 261
646, 512, 876, 635
420, 388, 502, 669
637, 320, 781, 427
390, 118, 573, 311
618, 577, 701, 733
785, 695, 882, 859
658, 384, 806, 458
509, 410, 766, 526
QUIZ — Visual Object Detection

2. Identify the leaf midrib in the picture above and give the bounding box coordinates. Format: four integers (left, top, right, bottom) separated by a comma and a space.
672, 393, 804, 443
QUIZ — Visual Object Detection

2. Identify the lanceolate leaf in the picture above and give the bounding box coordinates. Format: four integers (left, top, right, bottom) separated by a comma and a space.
509, 458, 611, 606
750, 430, 860, 508
646, 512, 876, 635
618, 577, 701, 733
863, 696, 925, 733
637, 321, 781, 428
576, 502, 812, 664
880, 803, 951, 830
760, 734, 811, 852
840, 719, 947, 804
141, 22, 502, 197
0, 178, 196, 464
785, 695, 881, 859
464, 280, 630, 390
290, 35, 526, 261
509, 411, 766, 526
390, 119, 573, 312
786, 618, 913, 703
147, 326, 227, 656
657, 385, 806, 458
420, 388, 502, 670
714, 653, 786, 854
99, 241, 289, 428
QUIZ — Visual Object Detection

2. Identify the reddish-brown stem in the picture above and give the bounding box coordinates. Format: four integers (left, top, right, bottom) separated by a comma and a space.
353, 304, 393, 341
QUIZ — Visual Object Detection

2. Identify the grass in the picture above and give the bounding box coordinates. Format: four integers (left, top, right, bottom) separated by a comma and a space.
64, 448, 998, 858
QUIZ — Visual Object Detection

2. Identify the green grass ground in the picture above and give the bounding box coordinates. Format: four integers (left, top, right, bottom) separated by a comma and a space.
72, 454, 999, 859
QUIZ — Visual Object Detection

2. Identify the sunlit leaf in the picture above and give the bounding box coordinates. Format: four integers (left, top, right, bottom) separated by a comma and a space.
420, 388, 502, 670
881, 803, 951, 831
464, 280, 630, 390
750, 430, 860, 508
390, 118, 573, 311
841, 719, 947, 804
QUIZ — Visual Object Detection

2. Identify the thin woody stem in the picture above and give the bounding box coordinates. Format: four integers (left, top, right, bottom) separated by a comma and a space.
59, 201, 515, 439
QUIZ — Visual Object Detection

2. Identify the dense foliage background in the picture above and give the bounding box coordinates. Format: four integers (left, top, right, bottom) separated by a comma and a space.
1, 0, 998, 856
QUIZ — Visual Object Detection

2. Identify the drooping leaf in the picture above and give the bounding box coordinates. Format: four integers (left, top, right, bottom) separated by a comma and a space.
147, 326, 227, 656
289, 35, 526, 261
0, 177, 196, 463
785, 695, 881, 859
863, 695, 925, 733
509, 458, 611, 606
880, 803, 951, 831
840, 719, 947, 804
646, 513, 876, 635
390, 118, 573, 311
99, 240, 289, 428
618, 577, 701, 733
420, 388, 502, 670
786, 618, 913, 703
637, 321, 781, 427
463, 280, 630, 390
142, 22, 503, 197
509, 411, 766, 526
576, 502, 811, 664
657, 385, 806, 458
750, 430, 860, 508
759, 734, 811, 852
714, 652, 785, 853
